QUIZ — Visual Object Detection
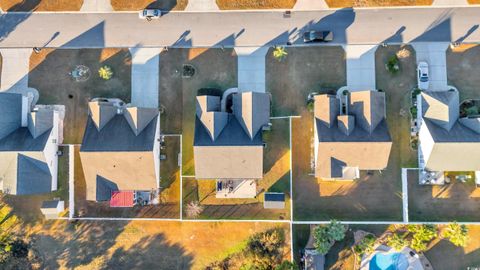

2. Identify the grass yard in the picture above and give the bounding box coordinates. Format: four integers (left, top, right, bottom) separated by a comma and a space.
408, 170, 480, 222
74, 147, 179, 219
158, 48, 238, 175
266, 46, 346, 117
182, 119, 292, 220
293, 224, 480, 270
0, 0, 82, 11
325, 0, 432, 7
159, 136, 181, 206
111, 0, 187, 11
216, 0, 296, 9
1, 217, 290, 269
446, 44, 480, 101
292, 45, 416, 221
29, 48, 132, 144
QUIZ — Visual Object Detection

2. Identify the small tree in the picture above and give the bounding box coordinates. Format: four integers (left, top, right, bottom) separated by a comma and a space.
98, 65, 113, 80
443, 223, 469, 247
185, 201, 204, 219
407, 224, 437, 252
313, 220, 347, 255
387, 233, 410, 251
275, 260, 299, 270
353, 234, 376, 256
273, 46, 288, 62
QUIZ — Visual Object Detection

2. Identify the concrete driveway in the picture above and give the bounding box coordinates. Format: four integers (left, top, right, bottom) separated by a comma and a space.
412, 42, 450, 91
345, 45, 377, 91
235, 46, 269, 93
0, 48, 31, 92
129, 47, 162, 108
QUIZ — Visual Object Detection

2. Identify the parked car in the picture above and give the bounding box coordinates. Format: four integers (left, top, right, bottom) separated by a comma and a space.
303, 31, 333, 43
139, 9, 161, 20
417, 61, 429, 90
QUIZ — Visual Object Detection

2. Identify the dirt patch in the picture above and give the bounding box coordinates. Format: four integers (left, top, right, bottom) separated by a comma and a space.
216, 0, 296, 9
446, 44, 480, 101
29, 48, 132, 144
111, 0, 187, 11
266, 46, 346, 117
325, 0, 432, 7
0, 0, 82, 11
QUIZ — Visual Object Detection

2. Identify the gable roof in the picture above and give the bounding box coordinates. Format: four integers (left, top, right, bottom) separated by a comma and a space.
196, 95, 228, 141
314, 90, 392, 179
421, 91, 459, 131
233, 92, 270, 139
88, 101, 118, 131
16, 154, 52, 195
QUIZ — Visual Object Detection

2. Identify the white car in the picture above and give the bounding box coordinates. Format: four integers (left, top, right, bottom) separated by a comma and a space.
417, 62, 429, 90
139, 9, 161, 20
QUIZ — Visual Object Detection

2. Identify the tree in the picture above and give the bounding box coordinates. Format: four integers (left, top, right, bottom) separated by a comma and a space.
443, 223, 469, 247
387, 233, 409, 251
406, 224, 437, 252
313, 220, 347, 255
275, 260, 299, 270
98, 65, 113, 80
273, 46, 288, 62
246, 228, 285, 269
353, 234, 376, 256
185, 201, 204, 219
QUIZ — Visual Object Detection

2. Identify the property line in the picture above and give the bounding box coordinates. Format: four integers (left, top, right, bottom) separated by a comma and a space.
161, 134, 182, 137
270, 116, 302, 120
68, 145, 74, 219
181, 175, 196, 178
60, 143, 81, 146
179, 134, 183, 220
401, 168, 409, 223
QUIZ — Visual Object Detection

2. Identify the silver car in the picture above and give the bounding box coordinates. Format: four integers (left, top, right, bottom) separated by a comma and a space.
417, 62, 429, 90
139, 9, 161, 21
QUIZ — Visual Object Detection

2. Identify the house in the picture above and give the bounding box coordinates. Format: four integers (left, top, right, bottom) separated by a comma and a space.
418, 90, 480, 172
0, 93, 60, 195
193, 91, 270, 198
313, 90, 392, 180
79, 98, 160, 204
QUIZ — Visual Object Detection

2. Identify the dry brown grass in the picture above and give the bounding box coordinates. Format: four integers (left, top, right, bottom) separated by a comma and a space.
0, 0, 82, 11
216, 0, 296, 9
468, 0, 480, 3
325, 0, 432, 7
111, 0, 187, 11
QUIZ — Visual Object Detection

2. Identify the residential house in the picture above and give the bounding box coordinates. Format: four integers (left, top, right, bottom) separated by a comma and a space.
193, 91, 270, 198
80, 98, 160, 204
0, 92, 60, 195
314, 90, 392, 180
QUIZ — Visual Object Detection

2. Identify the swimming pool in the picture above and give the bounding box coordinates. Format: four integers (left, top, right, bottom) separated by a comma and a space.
369, 252, 409, 270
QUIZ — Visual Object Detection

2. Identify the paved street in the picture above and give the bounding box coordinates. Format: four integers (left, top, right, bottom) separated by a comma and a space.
0, 7, 479, 48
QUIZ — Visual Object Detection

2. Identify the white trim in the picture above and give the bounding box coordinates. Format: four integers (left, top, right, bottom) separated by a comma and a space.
402, 168, 409, 223
289, 116, 294, 261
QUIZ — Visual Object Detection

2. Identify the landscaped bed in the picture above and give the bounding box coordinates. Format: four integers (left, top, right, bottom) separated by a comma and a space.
325, 0, 432, 8
29, 48, 132, 144
111, 0, 187, 11
216, 0, 296, 9
0, 0, 82, 11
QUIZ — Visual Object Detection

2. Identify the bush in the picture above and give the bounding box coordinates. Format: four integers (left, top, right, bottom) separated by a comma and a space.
410, 106, 417, 119
386, 55, 400, 74
313, 220, 347, 255
354, 234, 376, 256
306, 101, 314, 112
411, 88, 421, 99
98, 65, 113, 80
387, 233, 410, 251
273, 47, 288, 62
443, 223, 469, 247
246, 228, 285, 268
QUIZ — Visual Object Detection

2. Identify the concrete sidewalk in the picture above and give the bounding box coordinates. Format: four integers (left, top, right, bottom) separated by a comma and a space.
235, 47, 269, 93
129, 47, 161, 108
411, 42, 450, 91
80, 0, 113, 11
294, 0, 328, 9
345, 45, 378, 91
432, 0, 468, 6
185, 0, 219, 11
0, 48, 32, 92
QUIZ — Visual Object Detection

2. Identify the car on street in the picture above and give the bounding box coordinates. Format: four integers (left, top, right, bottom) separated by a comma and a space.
303, 31, 333, 43
139, 9, 161, 20
417, 61, 429, 90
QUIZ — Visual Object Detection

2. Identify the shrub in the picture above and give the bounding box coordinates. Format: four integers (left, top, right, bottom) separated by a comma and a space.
443, 223, 469, 247
410, 106, 417, 119
354, 234, 376, 256
387, 233, 410, 251
246, 228, 285, 268
273, 47, 288, 62
407, 225, 437, 252
98, 65, 113, 80
275, 260, 299, 270
185, 201, 204, 219
386, 55, 400, 74
306, 100, 314, 112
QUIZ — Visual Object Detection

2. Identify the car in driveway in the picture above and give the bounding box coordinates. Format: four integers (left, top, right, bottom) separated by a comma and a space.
303, 31, 333, 43
417, 62, 429, 90
139, 9, 161, 20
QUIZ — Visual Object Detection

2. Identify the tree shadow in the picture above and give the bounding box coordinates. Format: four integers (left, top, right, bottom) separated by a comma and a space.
382, 26, 406, 44
0, 12, 32, 43
455, 24, 479, 43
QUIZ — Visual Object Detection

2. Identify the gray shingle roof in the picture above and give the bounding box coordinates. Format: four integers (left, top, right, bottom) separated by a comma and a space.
0, 93, 23, 140
421, 90, 459, 131
16, 154, 52, 195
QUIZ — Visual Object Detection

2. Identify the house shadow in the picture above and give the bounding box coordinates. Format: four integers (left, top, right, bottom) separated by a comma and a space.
411, 10, 452, 43
0, 12, 33, 43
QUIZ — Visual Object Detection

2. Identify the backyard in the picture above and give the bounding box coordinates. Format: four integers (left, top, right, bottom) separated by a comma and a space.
408, 170, 480, 222
182, 118, 292, 220
293, 224, 480, 270
29, 48, 132, 144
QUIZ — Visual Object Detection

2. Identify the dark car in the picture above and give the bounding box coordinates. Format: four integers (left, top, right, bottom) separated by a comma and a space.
303, 31, 333, 43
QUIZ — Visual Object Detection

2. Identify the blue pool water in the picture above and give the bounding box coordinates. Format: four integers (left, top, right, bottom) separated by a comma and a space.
369, 252, 409, 270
